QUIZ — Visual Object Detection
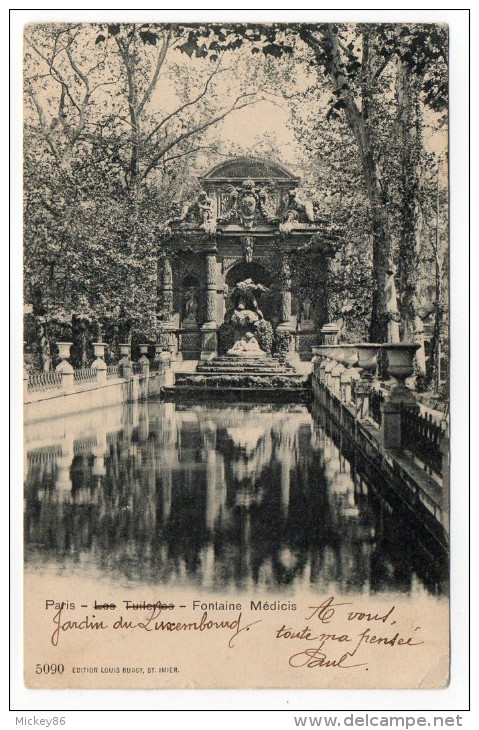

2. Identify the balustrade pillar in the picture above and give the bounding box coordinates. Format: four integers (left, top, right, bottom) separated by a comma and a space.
138, 344, 150, 375
380, 343, 420, 449
92, 342, 107, 383
55, 342, 74, 391
331, 362, 345, 396
118, 344, 132, 379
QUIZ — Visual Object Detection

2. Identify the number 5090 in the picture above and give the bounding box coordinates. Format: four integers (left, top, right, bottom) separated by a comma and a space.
36, 663, 64, 674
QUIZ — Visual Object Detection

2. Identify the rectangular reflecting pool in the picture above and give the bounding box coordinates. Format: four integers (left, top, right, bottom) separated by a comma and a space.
24, 400, 448, 597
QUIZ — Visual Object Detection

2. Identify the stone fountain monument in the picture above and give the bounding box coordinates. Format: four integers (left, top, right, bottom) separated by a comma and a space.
225, 278, 270, 358
175, 278, 309, 396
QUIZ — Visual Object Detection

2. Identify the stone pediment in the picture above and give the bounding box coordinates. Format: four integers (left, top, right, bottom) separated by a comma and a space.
166, 156, 323, 235
201, 157, 300, 185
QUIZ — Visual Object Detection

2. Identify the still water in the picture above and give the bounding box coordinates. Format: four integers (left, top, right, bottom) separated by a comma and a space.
24, 401, 447, 597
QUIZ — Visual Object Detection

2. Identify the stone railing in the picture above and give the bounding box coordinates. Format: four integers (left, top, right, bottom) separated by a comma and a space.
311, 344, 449, 545
27, 370, 63, 393
401, 406, 445, 477
311, 342, 449, 515
107, 364, 120, 379
74, 367, 97, 384
24, 341, 166, 400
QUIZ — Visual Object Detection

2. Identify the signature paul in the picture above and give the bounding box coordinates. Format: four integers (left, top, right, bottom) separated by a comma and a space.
275, 597, 423, 670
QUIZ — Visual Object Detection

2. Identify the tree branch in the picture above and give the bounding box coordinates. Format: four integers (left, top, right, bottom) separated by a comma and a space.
144, 59, 229, 145
137, 28, 172, 116
141, 93, 262, 180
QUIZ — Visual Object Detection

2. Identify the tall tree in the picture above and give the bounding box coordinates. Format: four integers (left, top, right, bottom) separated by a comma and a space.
178, 22, 448, 342
23, 22, 266, 366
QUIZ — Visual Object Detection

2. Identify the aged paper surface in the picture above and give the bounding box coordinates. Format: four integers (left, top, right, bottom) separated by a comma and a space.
23, 20, 450, 691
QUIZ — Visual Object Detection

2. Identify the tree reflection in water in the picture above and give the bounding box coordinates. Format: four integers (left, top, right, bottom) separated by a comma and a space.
24, 401, 447, 596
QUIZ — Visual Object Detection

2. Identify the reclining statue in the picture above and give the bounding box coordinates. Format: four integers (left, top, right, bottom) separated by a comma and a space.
227, 331, 264, 358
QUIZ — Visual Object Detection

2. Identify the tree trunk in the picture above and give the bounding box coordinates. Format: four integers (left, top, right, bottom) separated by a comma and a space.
319, 26, 393, 343
396, 58, 425, 365
38, 321, 51, 372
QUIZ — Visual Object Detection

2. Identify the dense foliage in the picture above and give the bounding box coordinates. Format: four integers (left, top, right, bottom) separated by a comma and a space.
23, 22, 449, 391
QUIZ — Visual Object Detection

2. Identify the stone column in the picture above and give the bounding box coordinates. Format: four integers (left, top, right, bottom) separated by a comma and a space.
200, 247, 218, 360
161, 256, 174, 321
158, 256, 179, 359
277, 253, 300, 365
278, 254, 292, 327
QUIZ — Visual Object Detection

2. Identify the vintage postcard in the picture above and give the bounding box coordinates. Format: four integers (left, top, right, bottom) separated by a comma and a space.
22, 20, 450, 691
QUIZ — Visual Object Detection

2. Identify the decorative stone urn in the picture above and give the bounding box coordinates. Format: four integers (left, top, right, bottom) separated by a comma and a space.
337, 344, 358, 369
314, 344, 345, 362
139, 344, 149, 356
119, 344, 131, 358
92, 342, 107, 359
356, 344, 380, 380
381, 343, 420, 405
56, 342, 73, 362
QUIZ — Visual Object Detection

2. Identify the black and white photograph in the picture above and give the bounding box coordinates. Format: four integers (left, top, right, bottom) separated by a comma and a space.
15, 12, 463, 701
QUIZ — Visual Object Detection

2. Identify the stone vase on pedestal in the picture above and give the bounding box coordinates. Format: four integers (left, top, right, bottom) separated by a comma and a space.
337, 346, 358, 403
354, 344, 380, 419
356, 344, 380, 381
92, 342, 107, 382
118, 344, 132, 379
381, 343, 420, 405
55, 342, 74, 390
380, 343, 420, 449
138, 344, 150, 375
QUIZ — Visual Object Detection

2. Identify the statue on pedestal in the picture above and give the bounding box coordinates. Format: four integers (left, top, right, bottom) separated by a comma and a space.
224, 278, 272, 356
182, 288, 198, 324
384, 263, 400, 344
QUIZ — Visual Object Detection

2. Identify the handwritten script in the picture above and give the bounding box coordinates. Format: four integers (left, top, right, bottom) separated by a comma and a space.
275, 597, 423, 669
49, 596, 424, 670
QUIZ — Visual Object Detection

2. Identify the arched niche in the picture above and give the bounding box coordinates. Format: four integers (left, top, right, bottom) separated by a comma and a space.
180, 273, 200, 326
224, 261, 277, 324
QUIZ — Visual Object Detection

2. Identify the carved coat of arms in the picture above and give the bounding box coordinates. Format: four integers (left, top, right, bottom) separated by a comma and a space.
219, 179, 277, 228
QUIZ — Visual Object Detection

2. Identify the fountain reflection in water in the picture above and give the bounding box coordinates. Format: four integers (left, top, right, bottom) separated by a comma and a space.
24, 401, 447, 596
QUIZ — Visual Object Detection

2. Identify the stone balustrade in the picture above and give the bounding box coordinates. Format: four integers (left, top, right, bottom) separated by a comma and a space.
311, 342, 448, 484
24, 340, 166, 400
